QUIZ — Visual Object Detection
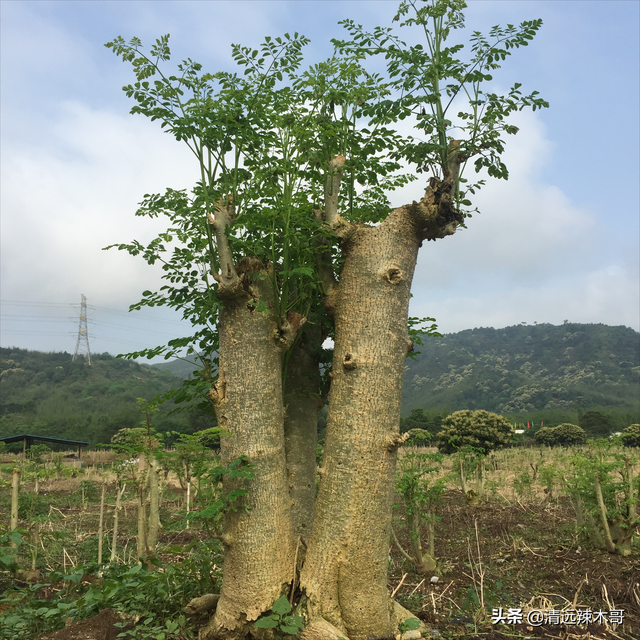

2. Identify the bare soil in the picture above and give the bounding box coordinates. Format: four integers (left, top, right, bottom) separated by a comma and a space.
390, 490, 639, 640
41, 491, 638, 640
35, 609, 133, 640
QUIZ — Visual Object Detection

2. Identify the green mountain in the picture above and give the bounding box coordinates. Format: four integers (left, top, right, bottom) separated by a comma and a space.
152, 357, 204, 380
0, 348, 213, 447
402, 322, 640, 420
3, 323, 636, 447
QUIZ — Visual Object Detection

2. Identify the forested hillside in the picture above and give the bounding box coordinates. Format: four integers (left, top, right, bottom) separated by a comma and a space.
403, 322, 639, 421
0, 348, 213, 446
3, 323, 636, 447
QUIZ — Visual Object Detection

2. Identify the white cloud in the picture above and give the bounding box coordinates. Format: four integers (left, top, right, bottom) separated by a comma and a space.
1, 101, 198, 309
405, 111, 639, 332
412, 263, 640, 334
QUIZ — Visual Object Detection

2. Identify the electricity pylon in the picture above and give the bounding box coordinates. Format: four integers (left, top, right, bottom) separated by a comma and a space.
72, 294, 92, 365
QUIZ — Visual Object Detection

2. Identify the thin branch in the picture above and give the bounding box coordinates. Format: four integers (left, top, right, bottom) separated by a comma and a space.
207, 196, 240, 293
323, 155, 346, 228
390, 523, 415, 564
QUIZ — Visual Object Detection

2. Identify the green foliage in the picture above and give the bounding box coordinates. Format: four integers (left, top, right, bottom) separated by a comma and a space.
398, 617, 421, 633
104, 29, 411, 386
436, 409, 513, 454
565, 439, 638, 552
404, 428, 432, 447
181, 453, 254, 536
333, 0, 547, 221
407, 317, 443, 361
26, 444, 50, 463
253, 595, 305, 637
533, 426, 556, 446
535, 423, 586, 447
0, 556, 217, 640
620, 424, 640, 448
552, 423, 587, 446
111, 427, 160, 447
115, 616, 188, 640
397, 452, 446, 513
538, 464, 561, 499
400, 407, 447, 435
0, 530, 24, 574
513, 469, 533, 497
101, 1, 549, 420
579, 410, 616, 438
0, 348, 195, 445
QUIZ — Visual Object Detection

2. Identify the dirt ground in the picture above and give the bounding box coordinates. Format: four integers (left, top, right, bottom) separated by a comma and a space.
30, 489, 638, 640
389, 490, 639, 640
34, 609, 133, 640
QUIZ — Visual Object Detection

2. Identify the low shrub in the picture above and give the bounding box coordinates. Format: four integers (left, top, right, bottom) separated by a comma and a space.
620, 423, 640, 448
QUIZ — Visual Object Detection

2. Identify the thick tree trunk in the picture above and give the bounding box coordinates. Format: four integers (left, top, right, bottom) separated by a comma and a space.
301, 174, 460, 637
203, 258, 296, 638
284, 322, 323, 543
301, 210, 422, 636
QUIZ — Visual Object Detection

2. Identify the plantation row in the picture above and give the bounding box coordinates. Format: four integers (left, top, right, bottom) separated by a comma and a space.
0, 415, 638, 639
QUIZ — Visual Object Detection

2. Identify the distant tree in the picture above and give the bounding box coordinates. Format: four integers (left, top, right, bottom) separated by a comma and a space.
436, 410, 513, 454
535, 423, 586, 447
553, 423, 586, 446
400, 409, 431, 433
194, 427, 223, 450
579, 410, 615, 438
534, 426, 557, 446
111, 427, 162, 448
404, 428, 432, 447
620, 424, 640, 448
401, 408, 447, 435
27, 444, 50, 464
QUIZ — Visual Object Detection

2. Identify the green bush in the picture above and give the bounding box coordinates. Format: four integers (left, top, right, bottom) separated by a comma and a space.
553, 423, 586, 446
620, 423, 640, 448
534, 426, 557, 446
404, 428, 432, 447
535, 423, 586, 446
110, 427, 162, 448
436, 410, 513, 455
194, 427, 222, 450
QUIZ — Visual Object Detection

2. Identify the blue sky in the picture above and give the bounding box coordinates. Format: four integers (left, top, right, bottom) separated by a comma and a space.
1, 0, 638, 359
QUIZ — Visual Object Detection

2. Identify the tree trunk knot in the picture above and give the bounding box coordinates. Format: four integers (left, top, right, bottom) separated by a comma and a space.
275, 311, 307, 351
406, 340, 414, 354
385, 432, 410, 451
381, 266, 403, 284
207, 379, 226, 404
342, 353, 357, 370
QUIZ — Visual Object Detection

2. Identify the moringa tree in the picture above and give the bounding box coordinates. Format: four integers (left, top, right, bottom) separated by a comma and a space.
107, 1, 546, 637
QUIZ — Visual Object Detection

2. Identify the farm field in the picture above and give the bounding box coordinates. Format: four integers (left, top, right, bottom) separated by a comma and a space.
0, 444, 638, 640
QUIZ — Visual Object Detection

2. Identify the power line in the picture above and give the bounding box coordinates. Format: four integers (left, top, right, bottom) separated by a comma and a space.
0, 330, 76, 335
1, 301, 191, 326
0, 300, 78, 308
1, 315, 77, 322
88, 304, 190, 325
